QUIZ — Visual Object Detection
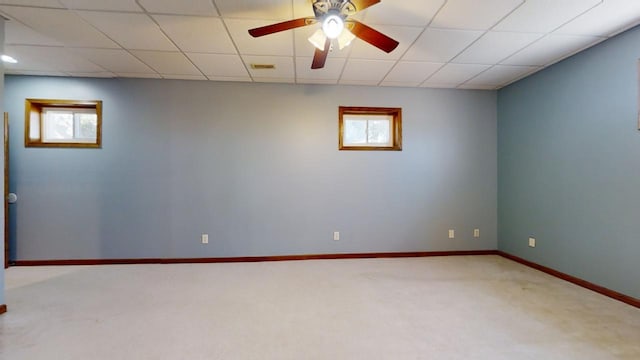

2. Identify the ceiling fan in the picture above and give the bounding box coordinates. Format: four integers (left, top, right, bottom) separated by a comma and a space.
248, 0, 399, 69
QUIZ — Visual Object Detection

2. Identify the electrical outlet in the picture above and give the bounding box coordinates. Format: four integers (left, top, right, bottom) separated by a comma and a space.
473, 229, 480, 238
528, 237, 536, 248
333, 231, 340, 241
448, 229, 455, 239
201, 234, 209, 244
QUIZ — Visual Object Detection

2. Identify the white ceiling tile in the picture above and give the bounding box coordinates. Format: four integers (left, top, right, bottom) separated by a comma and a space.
187, 53, 249, 77
383, 61, 442, 84
130, 51, 202, 75
362, 0, 445, 26
162, 74, 207, 80
5, 45, 105, 73
426, 63, 491, 85
296, 57, 346, 80
153, 15, 236, 54
294, 27, 352, 59
292, 0, 315, 18
58, 0, 142, 12
3, 45, 62, 72
71, 48, 155, 73
556, 0, 640, 36
494, 0, 600, 33
77, 11, 176, 51
502, 34, 603, 66
402, 28, 483, 62
340, 59, 395, 82
138, 0, 218, 16
226, 19, 294, 56
216, 0, 292, 20
453, 31, 543, 64
431, 0, 524, 30
5, 21, 62, 46
348, 25, 423, 60
464, 65, 539, 86
69, 71, 116, 78
3, 0, 635, 88
0, 0, 63, 7
0, 6, 119, 48
115, 72, 162, 79
208, 76, 252, 82
242, 55, 294, 79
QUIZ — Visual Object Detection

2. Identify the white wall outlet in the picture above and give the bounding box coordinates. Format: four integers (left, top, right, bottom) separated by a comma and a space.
528, 237, 536, 248
448, 229, 455, 239
201, 234, 209, 244
473, 229, 480, 238
333, 231, 340, 241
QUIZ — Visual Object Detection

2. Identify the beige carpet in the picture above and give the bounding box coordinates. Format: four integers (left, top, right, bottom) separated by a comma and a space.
0, 255, 638, 359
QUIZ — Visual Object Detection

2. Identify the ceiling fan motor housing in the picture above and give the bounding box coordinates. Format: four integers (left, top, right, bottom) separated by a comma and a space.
314, 0, 356, 18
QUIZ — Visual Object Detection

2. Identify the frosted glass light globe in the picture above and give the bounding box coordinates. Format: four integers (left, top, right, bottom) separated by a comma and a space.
322, 14, 344, 39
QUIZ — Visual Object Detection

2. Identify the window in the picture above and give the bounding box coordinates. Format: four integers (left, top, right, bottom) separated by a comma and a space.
339, 106, 402, 151
25, 99, 102, 148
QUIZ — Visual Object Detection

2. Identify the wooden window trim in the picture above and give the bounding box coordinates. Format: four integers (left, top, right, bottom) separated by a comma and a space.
339, 106, 402, 151
25, 98, 102, 148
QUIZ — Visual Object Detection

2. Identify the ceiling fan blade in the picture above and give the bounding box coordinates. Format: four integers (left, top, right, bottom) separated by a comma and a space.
248, 18, 315, 37
311, 38, 331, 69
348, 21, 399, 53
350, 0, 381, 12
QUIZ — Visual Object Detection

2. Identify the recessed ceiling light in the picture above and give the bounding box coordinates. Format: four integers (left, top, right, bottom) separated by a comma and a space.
250, 64, 275, 70
1, 54, 17, 64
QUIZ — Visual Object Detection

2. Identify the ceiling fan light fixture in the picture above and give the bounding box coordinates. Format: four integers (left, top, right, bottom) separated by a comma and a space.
247, 0, 399, 70
308, 28, 327, 51
337, 28, 356, 50
322, 14, 344, 39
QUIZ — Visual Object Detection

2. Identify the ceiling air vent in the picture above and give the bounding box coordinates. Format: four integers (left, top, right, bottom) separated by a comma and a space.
250, 64, 275, 70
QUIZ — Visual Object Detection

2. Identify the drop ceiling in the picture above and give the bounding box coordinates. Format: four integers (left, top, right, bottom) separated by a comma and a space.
2, 0, 640, 89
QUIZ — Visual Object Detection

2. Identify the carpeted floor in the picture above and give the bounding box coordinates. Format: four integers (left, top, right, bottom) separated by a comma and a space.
1, 255, 638, 359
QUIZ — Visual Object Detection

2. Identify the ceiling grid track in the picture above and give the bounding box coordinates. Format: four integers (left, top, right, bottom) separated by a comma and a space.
419, 0, 528, 89
377, 0, 450, 87
1, 0, 638, 89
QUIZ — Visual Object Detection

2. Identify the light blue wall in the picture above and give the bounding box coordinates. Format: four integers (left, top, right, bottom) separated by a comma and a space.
5, 77, 497, 260
498, 26, 640, 298
0, 17, 5, 307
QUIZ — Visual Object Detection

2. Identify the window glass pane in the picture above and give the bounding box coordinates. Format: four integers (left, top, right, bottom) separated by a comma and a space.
29, 112, 40, 141
367, 119, 390, 145
75, 113, 98, 140
344, 119, 368, 145
44, 111, 74, 140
